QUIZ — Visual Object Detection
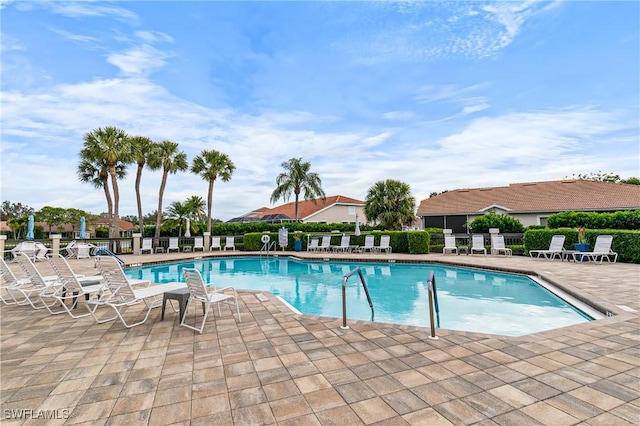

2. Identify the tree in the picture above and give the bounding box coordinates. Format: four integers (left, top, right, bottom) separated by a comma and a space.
148, 140, 188, 240
270, 157, 326, 221
77, 158, 125, 231
186, 195, 206, 222
79, 126, 132, 238
64, 208, 90, 236
191, 150, 235, 233
566, 171, 640, 185
130, 136, 160, 233
1, 201, 34, 220
364, 179, 416, 230
164, 201, 192, 236
36, 206, 66, 236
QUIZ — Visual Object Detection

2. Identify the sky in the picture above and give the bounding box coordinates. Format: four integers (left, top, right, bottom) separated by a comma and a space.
1, 1, 639, 221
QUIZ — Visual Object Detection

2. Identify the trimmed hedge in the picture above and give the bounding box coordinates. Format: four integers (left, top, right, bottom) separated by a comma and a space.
524, 229, 640, 263
546, 210, 640, 230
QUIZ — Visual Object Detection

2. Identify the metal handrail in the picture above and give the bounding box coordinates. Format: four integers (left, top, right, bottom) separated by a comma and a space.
260, 240, 277, 257
427, 271, 439, 340
340, 267, 374, 330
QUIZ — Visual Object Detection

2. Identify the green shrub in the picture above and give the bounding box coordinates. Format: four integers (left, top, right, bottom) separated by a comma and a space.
407, 231, 430, 254
468, 213, 525, 233
546, 210, 640, 230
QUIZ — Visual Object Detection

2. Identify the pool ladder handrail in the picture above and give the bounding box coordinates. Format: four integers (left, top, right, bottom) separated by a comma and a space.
260, 240, 277, 257
427, 271, 439, 340
340, 267, 374, 330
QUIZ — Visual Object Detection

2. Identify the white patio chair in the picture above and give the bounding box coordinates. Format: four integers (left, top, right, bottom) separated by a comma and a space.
307, 238, 319, 252
318, 235, 332, 252
332, 235, 351, 252
211, 236, 222, 251
224, 236, 236, 251
529, 235, 565, 260
572, 235, 618, 264
442, 235, 458, 255
491, 235, 512, 257
1, 257, 32, 305
376, 235, 392, 253
167, 237, 180, 253
361, 235, 376, 253
181, 268, 241, 333
14, 253, 61, 310
90, 256, 183, 328
470, 235, 487, 255
141, 238, 153, 254
193, 237, 205, 252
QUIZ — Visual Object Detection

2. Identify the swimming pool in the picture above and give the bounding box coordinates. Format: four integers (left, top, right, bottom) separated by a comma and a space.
125, 256, 597, 336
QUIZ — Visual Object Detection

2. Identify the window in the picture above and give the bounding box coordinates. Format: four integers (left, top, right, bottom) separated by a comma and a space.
348, 206, 355, 215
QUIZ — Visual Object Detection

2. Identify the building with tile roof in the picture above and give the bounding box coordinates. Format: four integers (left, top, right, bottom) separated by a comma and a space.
417, 180, 640, 233
230, 195, 366, 224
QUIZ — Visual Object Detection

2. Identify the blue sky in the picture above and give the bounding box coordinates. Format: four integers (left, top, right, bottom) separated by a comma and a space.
1, 1, 638, 221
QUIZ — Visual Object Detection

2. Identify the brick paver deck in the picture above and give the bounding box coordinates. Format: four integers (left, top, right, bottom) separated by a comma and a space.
1, 251, 638, 425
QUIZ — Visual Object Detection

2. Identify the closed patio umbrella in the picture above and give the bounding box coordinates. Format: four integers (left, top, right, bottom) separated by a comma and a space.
185, 218, 191, 238
79, 217, 86, 239
26, 215, 34, 240
355, 214, 361, 236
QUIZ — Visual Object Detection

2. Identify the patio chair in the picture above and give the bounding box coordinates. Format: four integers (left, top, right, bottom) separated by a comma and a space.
224, 236, 236, 251
442, 235, 458, 255
40, 254, 105, 318
193, 236, 205, 252
332, 235, 351, 252
470, 234, 487, 255
307, 238, 319, 252
141, 238, 153, 254
75, 243, 95, 259
490, 235, 512, 257
529, 235, 565, 260
362, 235, 376, 253
167, 237, 180, 253
62, 240, 77, 258
90, 256, 184, 328
572, 235, 618, 264
14, 253, 61, 310
211, 236, 222, 251
181, 268, 241, 333
318, 235, 332, 252
376, 235, 392, 253
1, 257, 33, 305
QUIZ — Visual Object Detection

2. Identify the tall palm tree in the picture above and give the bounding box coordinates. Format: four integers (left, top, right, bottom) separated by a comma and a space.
129, 136, 160, 234
149, 140, 188, 240
191, 150, 235, 233
80, 126, 132, 238
270, 157, 326, 221
186, 195, 206, 223
364, 179, 416, 230
77, 158, 126, 231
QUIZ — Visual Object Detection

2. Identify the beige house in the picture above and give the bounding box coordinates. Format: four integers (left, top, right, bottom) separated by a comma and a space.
233, 195, 366, 224
417, 180, 640, 233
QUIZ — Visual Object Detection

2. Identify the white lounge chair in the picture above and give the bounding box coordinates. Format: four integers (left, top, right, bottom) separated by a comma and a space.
529, 235, 565, 260
90, 257, 184, 328
40, 254, 105, 318
211, 236, 222, 251
141, 238, 153, 254
332, 235, 351, 252
167, 237, 180, 253
193, 237, 205, 252
14, 253, 61, 310
362, 235, 376, 253
0, 257, 33, 305
377, 235, 392, 253
63, 240, 77, 258
180, 268, 241, 333
572, 235, 618, 264
470, 235, 487, 255
442, 235, 458, 255
223, 236, 236, 251
318, 236, 332, 252
491, 235, 512, 257
307, 238, 319, 252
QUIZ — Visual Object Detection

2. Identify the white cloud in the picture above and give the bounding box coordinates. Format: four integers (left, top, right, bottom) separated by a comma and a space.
49, 28, 99, 44
47, 2, 137, 22
107, 45, 172, 75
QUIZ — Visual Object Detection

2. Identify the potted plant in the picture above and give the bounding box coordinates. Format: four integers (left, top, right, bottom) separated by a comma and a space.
293, 231, 303, 252
574, 226, 590, 252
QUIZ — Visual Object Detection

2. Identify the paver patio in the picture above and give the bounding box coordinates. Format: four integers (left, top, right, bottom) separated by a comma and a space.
1, 251, 638, 425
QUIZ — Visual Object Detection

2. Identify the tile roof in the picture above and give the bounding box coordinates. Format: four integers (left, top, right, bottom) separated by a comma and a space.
93, 218, 136, 231
261, 195, 364, 220
417, 180, 640, 215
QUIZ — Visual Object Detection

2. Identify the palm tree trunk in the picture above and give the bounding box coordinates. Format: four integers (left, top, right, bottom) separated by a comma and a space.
102, 176, 113, 235
155, 172, 168, 240
109, 165, 120, 239
207, 179, 214, 233
135, 164, 144, 235
294, 192, 300, 221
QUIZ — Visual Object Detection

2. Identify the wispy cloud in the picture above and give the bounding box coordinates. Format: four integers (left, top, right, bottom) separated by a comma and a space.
107, 45, 172, 75
49, 28, 99, 44
47, 2, 137, 22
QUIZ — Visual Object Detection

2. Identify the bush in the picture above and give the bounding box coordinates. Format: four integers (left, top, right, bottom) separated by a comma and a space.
407, 231, 430, 254
546, 210, 640, 230
468, 213, 525, 233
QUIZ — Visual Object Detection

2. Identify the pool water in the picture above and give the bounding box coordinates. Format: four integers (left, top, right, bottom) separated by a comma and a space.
125, 257, 593, 336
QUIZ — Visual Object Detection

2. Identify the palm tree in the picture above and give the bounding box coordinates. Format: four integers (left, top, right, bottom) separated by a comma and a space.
77, 157, 126, 233
186, 195, 206, 223
148, 140, 188, 240
364, 179, 417, 230
164, 201, 192, 236
79, 126, 132, 238
270, 157, 326, 221
130, 136, 160, 234
191, 150, 235, 233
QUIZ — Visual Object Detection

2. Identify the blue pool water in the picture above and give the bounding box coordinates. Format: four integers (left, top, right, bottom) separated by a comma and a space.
125, 257, 593, 336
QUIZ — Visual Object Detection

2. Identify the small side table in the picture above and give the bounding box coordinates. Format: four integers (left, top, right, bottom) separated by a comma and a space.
155, 247, 165, 253
183, 246, 192, 253
457, 246, 469, 255
161, 288, 205, 321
